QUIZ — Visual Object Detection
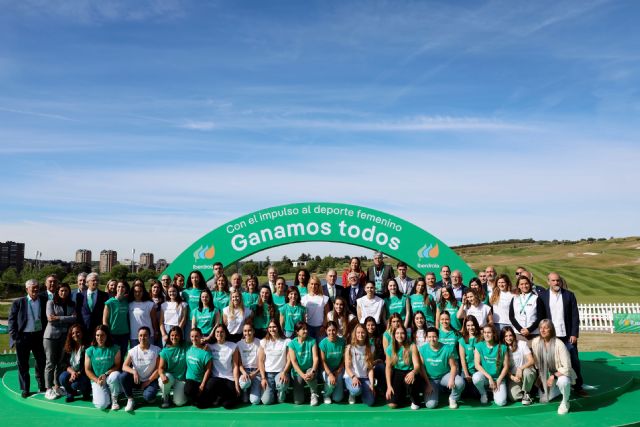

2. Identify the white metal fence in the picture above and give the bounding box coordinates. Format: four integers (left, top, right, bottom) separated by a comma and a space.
579, 303, 640, 333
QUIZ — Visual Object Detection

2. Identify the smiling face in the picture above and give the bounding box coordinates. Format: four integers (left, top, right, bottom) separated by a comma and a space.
354, 325, 366, 344
503, 329, 515, 346
439, 313, 451, 329
268, 268, 277, 282
200, 290, 211, 305
539, 322, 552, 340
275, 278, 286, 293
95, 329, 107, 347
268, 321, 279, 339
71, 325, 83, 344
133, 285, 143, 301
414, 280, 425, 294
247, 277, 257, 292
465, 319, 476, 336
138, 328, 150, 347
230, 292, 241, 307
214, 326, 226, 343
333, 299, 344, 314
326, 324, 337, 340
350, 258, 360, 271
365, 320, 376, 334
169, 329, 182, 346
482, 326, 494, 343
297, 325, 308, 339
414, 312, 425, 328
168, 287, 178, 301
260, 287, 270, 302
190, 329, 202, 346
427, 331, 439, 346
518, 278, 532, 294
190, 272, 200, 287
116, 282, 127, 298
243, 324, 254, 341
394, 327, 406, 344
365, 282, 375, 296
387, 280, 398, 295
497, 277, 509, 291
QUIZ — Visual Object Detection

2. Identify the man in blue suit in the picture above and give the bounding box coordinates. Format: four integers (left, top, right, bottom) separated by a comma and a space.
8, 279, 48, 398
345, 272, 365, 316
539, 272, 587, 397
75, 272, 108, 344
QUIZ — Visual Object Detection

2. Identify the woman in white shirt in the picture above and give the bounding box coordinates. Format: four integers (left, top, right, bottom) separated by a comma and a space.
325, 296, 356, 338
258, 319, 291, 405
237, 323, 261, 405
301, 275, 331, 339
208, 324, 241, 409
489, 274, 514, 331
500, 326, 536, 406
344, 323, 376, 406
457, 289, 493, 328
509, 276, 546, 341
223, 290, 252, 343
128, 282, 157, 347
160, 286, 187, 345
357, 281, 386, 326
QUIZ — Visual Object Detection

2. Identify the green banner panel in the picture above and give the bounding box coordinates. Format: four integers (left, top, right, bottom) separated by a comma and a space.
614, 313, 640, 333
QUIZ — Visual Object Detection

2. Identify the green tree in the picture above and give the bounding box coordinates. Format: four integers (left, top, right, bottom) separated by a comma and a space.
241, 261, 259, 277
1, 267, 19, 284
137, 268, 158, 284
108, 264, 130, 282
37, 265, 67, 283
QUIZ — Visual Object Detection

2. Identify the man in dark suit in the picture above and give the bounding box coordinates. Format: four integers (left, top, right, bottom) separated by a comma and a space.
435, 265, 452, 288
538, 272, 587, 397
322, 269, 345, 305
345, 272, 365, 316
71, 272, 88, 304
8, 279, 48, 398
76, 272, 108, 343
366, 252, 394, 296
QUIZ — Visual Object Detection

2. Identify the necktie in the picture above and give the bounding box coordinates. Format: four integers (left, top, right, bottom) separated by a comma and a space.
88, 292, 95, 311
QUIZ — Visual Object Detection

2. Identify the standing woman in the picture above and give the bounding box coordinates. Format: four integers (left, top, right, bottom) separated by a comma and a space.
105, 280, 117, 299
459, 315, 481, 388
384, 279, 410, 329
436, 287, 462, 332
301, 275, 331, 339
102, 280, 130, 360
457, 289, 493, 328
182, 270, 207, 342
294, 268, 310, 297
184, 328, 214, 409
59, 324, 91, 402
319, 321, 346, 404
173, 273, 185, 292
150, 280, 165, 317
344, 323, 376, 406
412, 311, 429, 348
212, 274, 231, 312
253, 286, 277, 339
357, 281, 386, 326
237, 323, 262, 405
85, 325, 122, 410
158, 326, 188, 408
509, 276, 546, 341
242, 275, 260, 312
473, 325, 509, 406
342, 256, 367, 288
160, 285, 188, 345
280, 286, 306, 338
272, 277, 288, 312
532, 319, 576, 414
223, 289, 252, 343
410, 278, 436, 327
128, 282, 157, 348
44, 282, 77, 400
325, 296, 356, 338
501, 326, 536, 406
258, 319, 291, 405
490, 274, 514, 331
208, 324, 241, 409
191, 288, 218, 343
288, 321, 320, 406
384, 324, 424, 409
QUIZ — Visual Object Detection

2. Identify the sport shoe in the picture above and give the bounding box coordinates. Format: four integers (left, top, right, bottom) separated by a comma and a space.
324, 396, 332, 404
480, 394, 488, 404
449, 398, 458, 409
411, 403, 420, 410
348, 394, 356, 404
161, 397, 171, 409
558, 401, 570, 415
310, 393, 320, 406
54, 387, 66, 397
45, 389, 57, 400
111, 397, 120, 411
522, 393, 532, 406
125, 398, 135, 412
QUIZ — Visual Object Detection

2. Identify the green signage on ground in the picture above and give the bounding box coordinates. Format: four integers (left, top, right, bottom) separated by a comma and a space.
162, 202, 475, 281
614, 313, 640, 333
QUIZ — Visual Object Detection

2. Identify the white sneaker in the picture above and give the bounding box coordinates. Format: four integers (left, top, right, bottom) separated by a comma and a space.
310, 393, 319, 406
111, 397, 120, 411
558, 401, 570, 415
44, 389, 57, 400
54, 387, 66, 397
324, 396, 332, 404
480, 394, 488, 404
449, 398, 458, 409
125, 398, 135, 412
161, 396, 171, 409
411, 403, 420, 410
348, 394, 356, 404
522, 393, 532, 406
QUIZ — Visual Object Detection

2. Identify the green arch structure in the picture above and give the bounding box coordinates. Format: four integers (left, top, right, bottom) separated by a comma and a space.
162, 202, 476, 281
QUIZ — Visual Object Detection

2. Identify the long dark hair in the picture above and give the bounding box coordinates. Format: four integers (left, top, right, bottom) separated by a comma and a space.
91, 324, 113, 347
461, 315, 481, 344
129, 281, 151, 302
256, 286, 276, 320
293, 268, 310, 287
53, 282, 74, 308
187, 270, 207, 290
438, 286, 459, 311
64, 323, 84, 353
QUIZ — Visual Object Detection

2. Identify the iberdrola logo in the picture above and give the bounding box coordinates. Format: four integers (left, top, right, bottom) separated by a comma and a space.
193, 244, 215, 261
417, 243, 439, 259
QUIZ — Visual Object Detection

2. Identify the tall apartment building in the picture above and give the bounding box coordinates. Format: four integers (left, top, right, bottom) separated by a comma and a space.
139, 252, 154, 270
0, 241, 25, 271
75, 249, 92, 264
155, 258, 168, 273
99, 250, 117, 273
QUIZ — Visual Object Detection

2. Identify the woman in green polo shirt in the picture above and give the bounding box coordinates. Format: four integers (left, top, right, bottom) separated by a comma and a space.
158, 326, 188, 408
184, 327, 214, 408
182, 271, 207, 342
191, 289, 218, 343
102, 281, 130, 361
319, 321, 346, 404
473, 325, 509, 406
85, 325, 122, 410
288, 321, 320, 406
384, 324, 424, 409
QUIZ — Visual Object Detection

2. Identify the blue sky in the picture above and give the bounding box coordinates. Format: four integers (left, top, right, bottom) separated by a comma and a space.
0, 0, 638, 262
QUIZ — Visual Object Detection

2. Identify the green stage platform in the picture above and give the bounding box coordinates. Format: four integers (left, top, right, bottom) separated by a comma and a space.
1, 352, 639, 427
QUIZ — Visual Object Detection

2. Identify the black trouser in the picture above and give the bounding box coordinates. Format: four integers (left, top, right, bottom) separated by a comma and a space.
389, 368, 424, 407
16, 331, 46, 393
184, 378, 214, 408
559, 336, 584, 389
211, 377, 239, 409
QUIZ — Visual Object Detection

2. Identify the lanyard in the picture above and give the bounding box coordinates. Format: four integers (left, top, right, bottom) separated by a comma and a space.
519, 293, 533, 315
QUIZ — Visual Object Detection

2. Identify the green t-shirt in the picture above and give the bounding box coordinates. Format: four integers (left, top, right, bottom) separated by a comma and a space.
86, 345, 118, 377
253, 305, 276, 330
298, 286, 308, 298
280, 304, 306, 333
438, 328, 459, 360
160, 345, 187, 381
212, 291, 230, 311
419, 343, 454, 380
475, 341, 507, 380
443, 301, 462, 331
242, 292, 259, 312
182, 288, 202, 314
272, 294, 287, 311
319, 336, 346, 371
185, 345, 212, 382
385, 345, 414, 371
410, 294, 435, 324
288, 337, 316, 375
458, 336, 477, 375
193, 307, 217, 336
105, 297, 129, 335
385, 295, 408, 320
383, 330, 412, 349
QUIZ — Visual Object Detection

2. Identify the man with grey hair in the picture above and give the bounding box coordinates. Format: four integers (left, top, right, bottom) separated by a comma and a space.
367, 251, 394, 296
265, 266, 278, 293
322, 269, 344, 303
72, 272, 88, 304
8, 279, 48, 398
76, 272, 108, 342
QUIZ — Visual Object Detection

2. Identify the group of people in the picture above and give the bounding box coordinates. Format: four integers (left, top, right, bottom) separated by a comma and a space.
7, 253, 585, 415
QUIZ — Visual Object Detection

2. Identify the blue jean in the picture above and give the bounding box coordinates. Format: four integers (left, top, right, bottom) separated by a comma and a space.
261, 371, 288, 405
425, 374, 465, 408
239, 368, 262, 405
59, 371, 91, 397
119, 371, 160, 402
344, 375, 375, 406
322, 368, 344, 402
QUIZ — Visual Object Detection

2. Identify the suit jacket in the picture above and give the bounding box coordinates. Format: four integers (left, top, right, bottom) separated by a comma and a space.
367, 265, 395, 289
76, 289, 109, 334
538, 288, 580, 338
322, 284, 345, 302
395, 276, 415, 295
8, 294, 48, 347
346, 286, 366, 316
44, 300, 77, 339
